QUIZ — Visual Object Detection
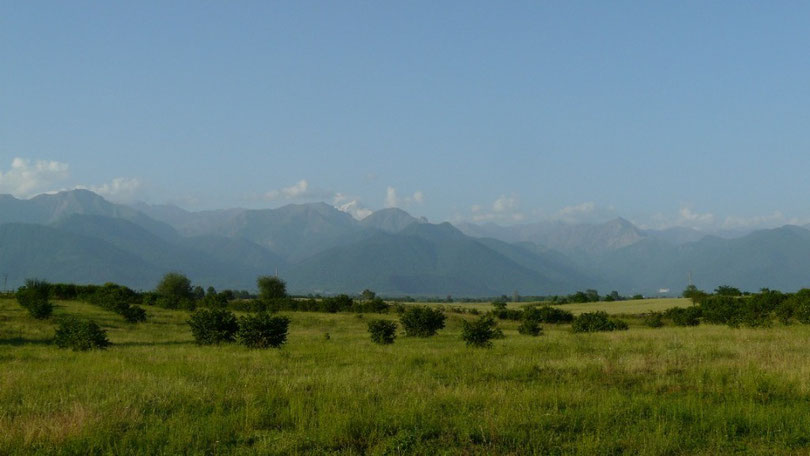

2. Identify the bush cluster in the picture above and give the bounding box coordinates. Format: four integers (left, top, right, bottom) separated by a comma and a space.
85, 283, 147, 323
461, 315, 503, 348
16, 279, 53, 319
572, 311, 628, 333
517, 318, 542, 336
664, 306, 702, 327
237, 313, 290, 348
523, 305, 574, 324
188, 308, 290, 348
188, 308, 239, 345
367, 319, 398, 344
54, 316, 110, 351
641, 311, 664, 328
400, 306, 446, 337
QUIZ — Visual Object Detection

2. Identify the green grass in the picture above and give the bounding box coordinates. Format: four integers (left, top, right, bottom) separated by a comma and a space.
420, 297, 691, 315
3, 297, 810, 455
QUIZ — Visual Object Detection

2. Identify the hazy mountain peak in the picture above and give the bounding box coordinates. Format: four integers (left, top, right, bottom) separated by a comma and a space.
360, 207, 423, 233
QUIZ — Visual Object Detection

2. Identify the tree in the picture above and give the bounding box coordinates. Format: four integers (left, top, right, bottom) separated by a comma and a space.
155, 272, 193, 308
257, 276, 287, 302
237, 313, 290, 348
714, 285, 742, 297
360, 289, 376, 301
367, 319, 397, 344
461, 315, 503, 347
682, 285, 707, 304
400, 306, 446, 337
16, 279, 53, 319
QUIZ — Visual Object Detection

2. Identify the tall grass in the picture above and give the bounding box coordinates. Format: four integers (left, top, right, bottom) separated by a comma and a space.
2, 298, 810, 454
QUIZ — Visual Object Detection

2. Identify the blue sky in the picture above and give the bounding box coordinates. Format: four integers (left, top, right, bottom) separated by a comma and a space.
2, 1, 809, 230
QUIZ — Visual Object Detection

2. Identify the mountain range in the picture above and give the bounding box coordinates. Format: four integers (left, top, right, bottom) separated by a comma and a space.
1, 189, 809, 296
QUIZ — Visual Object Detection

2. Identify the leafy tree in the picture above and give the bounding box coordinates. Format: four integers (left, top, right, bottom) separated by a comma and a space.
360, 289, 376, 301
237, 313, 290, 348
257, 276, 287, 302
400, 306, 446, 337
461, 315, 503, 347
54, 317, 110, 351
682, 285, 707, 304
17, 279, 54, 319
155, 272, 193, 309
367, 319, 397, 344
188, 308, 239, 345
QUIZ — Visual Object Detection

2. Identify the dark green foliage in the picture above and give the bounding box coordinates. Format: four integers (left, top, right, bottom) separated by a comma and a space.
492, 300, 507, 310
461, 315, 503, 348
237, 313, 290, 348
257, 276, 287, 301
642, 312, 664, 328
789, 289, 810, 324
84, 283, 147, 323
155, 272, 193, 309
664, 306, 702, 327
522, 305, 574, 324
699, 295, 743, 326
188, 308, 239, 345
367, 319, 398, 344
682, 285, 707, 304
517, 318, 542, 336
631, 294, 644, 300
54, 317, 110, 351
16, 279, 53, 319
491, 307, 523, 320
400, 306, 446, 337
715, 285, 742, 297
572, 311, 628, 333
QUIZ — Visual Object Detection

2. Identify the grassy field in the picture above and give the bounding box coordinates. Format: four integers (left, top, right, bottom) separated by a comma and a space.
421, 298, 691, 315
3, 298, 810, 455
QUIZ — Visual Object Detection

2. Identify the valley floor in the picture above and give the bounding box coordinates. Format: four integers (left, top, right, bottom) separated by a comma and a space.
2, 298, 810, 455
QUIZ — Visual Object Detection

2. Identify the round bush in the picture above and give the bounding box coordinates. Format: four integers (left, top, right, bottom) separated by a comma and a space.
367, 319, 397, 344
461, 315, 503, 348
54, 317, 110, 351
642, 312, 664, 328
572, 311, 628, 333
188, 308, 239, 345
400, 306, 446, 337
517, 318, 543, 336
237, 313, 290, 348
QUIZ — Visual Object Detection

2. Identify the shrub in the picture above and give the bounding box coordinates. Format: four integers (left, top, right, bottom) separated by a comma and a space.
642, 311, 664, 328
237, 313, 290, 348
699, 295, 742, 326
400, 306, 446, 337
188, 308, 239, 345
791, 289, 810, 324
54, 317, 110, 351
121, 305, 147, 323
461, 315, 503, 348
572, 311, 628, 333
523, 305, 574, 324
517, 318, 542, 336
16, 279, 53, 319
367, 319, 398, 344
665, 306, 702, 326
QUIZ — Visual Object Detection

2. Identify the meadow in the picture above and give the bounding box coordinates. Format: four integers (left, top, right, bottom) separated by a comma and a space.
3, 297, 810, 455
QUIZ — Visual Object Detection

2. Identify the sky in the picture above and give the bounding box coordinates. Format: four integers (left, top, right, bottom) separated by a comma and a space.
2, 1, 810, 231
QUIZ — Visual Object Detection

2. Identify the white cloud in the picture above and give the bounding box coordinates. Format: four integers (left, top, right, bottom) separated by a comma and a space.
77, 177, 142, 202
470, 194, 525, 223
0, 157, 70, 197
263, 179, 311, 201
384, 186, 425, 208
337, 200, 373, 220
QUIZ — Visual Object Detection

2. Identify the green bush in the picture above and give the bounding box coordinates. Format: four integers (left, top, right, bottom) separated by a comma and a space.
400, 306, 446, 337
16, 279, 53, 320
461, 315, 503, 348
665, 306, 702, 326
699, 295, 742, 326
523, 305, 574, 324
642, 311, 664, 328
517, 318, 542, 336
54, 317, 110, 351
121, 305, 147, 323
367, 319, 398, 344
188, 308, 239, 345
237, 313, 290, 348
572, 311, 628, 333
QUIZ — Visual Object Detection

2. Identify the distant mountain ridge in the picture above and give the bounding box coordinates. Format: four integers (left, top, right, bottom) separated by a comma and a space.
1, 189, 810, 296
